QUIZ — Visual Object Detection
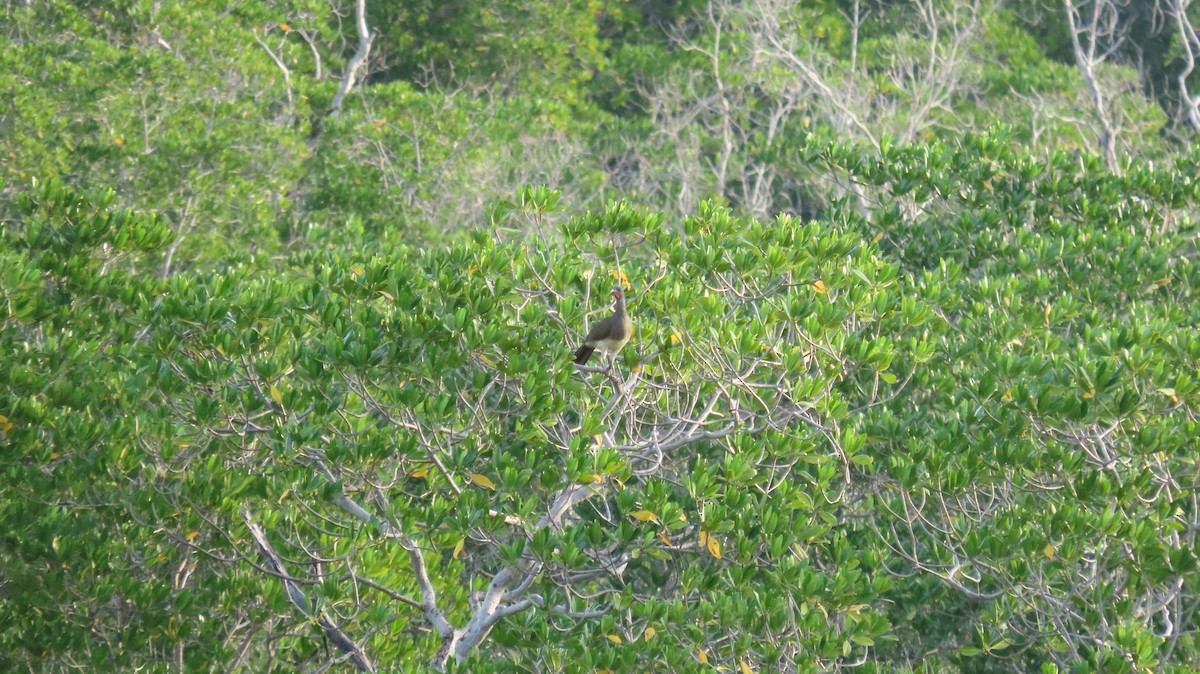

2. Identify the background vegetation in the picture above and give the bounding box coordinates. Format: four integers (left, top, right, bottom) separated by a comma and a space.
2, 1, 1199, 672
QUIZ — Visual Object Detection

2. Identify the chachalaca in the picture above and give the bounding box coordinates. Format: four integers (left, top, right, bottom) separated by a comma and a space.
574, 287, 632, 365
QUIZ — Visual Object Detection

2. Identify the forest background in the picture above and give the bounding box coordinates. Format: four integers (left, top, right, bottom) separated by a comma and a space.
2, 1, 1200, 673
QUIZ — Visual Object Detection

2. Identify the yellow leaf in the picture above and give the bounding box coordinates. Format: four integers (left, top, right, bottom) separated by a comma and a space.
610, 270, 629, 289
1000, 389, 1013, 402
630, 510, 659, 523
741, 661, 753, 674
0, 415, 12, 433
185, 531, 199, 542
452, 538, 465, 560
606, 634, 622, 644
1044, 303, 1052, 326
1043, 544, 1055, 560
371, 119, 387, 129
593, 434, 604, 446
643, 627, 656, 641
409, 468, 430, 478
1154, 277, 1170, 286
699, 530, 709, 548
659, 532, 673, 546
269, 385, 284, 406
479, 354, 496, 368
698, 649, 710, 664
113, 137, 124, 146
351, 266, 364, 276
871, 231, 885, 244
1082, 389, 1095, 399
813, 279, 827, 295
707, 534, 722, 559
469, 473, 496, 490
379, 290, 394, 301
279, 23, 291, 31
50, 452, 60, 460
669, 332, 682, 345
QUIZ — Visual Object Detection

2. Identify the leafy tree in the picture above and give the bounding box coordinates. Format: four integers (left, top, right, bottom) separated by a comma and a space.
8, 128, 1199, 672
368, 0, 620, 105
802, 129, 1200, 672
3, 179, 924, 671
5, 0, 1200, 670
0, 1, 309, 269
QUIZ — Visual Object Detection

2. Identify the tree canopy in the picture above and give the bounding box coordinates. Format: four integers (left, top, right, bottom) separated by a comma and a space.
2, 1, 1200, 673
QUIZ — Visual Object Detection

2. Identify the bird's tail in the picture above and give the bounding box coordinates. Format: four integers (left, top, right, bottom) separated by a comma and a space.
573, 346, 595, 365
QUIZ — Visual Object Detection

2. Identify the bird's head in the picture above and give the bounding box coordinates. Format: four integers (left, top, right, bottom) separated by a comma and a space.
612, 288, 624, 301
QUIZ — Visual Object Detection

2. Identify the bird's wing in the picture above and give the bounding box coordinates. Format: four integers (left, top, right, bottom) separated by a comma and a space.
584, 314, 616, 343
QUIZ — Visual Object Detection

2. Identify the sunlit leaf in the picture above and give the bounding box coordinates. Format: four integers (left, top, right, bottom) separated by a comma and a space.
469, 473, 496, 490
707, 534, 722, 559
630, 510, 658, 523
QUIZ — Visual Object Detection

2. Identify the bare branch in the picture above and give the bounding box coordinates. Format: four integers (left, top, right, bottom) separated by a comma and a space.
309, 0, 373, 144
1166, 0, 1200, 130
243, 510, 377, 673
327, 0, 373, 119
253, 28, 294, 110
327, 494, 456, 639
1062, 0, 1120, 170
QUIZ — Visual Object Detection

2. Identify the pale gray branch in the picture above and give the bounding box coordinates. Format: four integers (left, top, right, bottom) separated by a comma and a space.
327, 0, 373, 118
243, 510, 377, 673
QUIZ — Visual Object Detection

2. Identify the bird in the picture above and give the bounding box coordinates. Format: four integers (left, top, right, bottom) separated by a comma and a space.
574, 287, 632, 366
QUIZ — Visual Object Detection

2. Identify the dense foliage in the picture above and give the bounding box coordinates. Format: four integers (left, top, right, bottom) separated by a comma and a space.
2, 1, 1200, 673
